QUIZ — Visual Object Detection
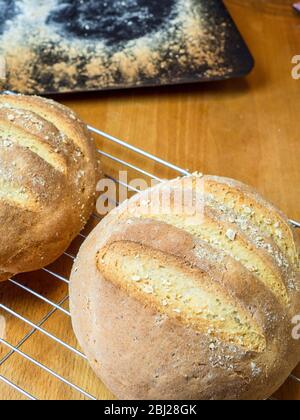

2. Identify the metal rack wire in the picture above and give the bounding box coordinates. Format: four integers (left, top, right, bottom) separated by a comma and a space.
0, 124, 299, 400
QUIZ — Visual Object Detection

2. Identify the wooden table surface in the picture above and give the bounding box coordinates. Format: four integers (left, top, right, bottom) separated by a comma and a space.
0, 0, 299, 400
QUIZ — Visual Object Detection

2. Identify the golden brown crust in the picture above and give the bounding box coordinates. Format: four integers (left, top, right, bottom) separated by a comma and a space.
70, 174, 300, 400
0, 94, 97, 280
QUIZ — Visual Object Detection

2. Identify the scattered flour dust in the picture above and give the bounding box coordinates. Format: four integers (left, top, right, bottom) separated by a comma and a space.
0, 0, 230, 94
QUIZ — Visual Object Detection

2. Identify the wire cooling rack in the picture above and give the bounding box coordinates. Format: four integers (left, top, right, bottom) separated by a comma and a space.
0, 123, 299, 400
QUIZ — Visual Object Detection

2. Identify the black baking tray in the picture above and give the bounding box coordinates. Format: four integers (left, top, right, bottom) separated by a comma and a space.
0, 0, 254, 95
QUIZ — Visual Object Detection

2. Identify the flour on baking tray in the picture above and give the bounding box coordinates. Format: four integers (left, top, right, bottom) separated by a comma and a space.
0, 0, 230, 94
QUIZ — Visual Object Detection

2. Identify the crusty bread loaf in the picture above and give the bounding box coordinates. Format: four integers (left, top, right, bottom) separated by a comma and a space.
0, 94, 97, 281
70, 174, 300, 400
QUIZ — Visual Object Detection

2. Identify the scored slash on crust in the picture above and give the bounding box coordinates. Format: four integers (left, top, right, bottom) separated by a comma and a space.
0, 179, 39, 211
97, 240, 267, 352
0, 120, 67, 174
0, 94, 97, 281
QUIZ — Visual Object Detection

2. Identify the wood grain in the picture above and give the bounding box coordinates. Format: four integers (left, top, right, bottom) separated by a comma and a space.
0, 0, 299, 400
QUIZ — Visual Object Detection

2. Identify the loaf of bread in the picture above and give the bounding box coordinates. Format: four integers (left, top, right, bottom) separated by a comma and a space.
0, 94, 97, 281
70, 174, 300, 400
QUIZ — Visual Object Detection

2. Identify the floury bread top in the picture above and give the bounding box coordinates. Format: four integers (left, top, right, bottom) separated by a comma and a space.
70, 174, 300, 400
0, 94, 97, 281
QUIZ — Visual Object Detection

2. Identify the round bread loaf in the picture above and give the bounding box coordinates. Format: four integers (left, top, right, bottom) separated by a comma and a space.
0, 94, 97, 281
70, 174, 300, 400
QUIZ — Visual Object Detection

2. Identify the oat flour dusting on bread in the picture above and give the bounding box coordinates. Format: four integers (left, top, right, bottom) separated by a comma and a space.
0, 94, 97, 281
70, 174, 300, 400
